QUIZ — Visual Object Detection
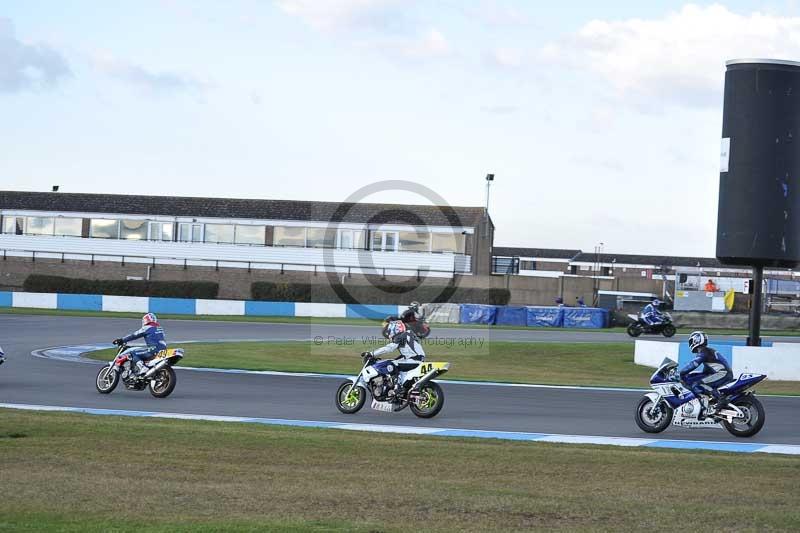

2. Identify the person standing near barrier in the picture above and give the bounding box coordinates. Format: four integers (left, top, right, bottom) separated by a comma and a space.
704, 279, 719, 292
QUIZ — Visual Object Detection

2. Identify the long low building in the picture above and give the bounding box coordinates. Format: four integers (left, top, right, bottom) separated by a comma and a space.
0, 191, 495, 278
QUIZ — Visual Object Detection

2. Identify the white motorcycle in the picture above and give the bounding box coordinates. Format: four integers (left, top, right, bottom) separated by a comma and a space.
335, 353, 450, 418
635, 358, 767, 438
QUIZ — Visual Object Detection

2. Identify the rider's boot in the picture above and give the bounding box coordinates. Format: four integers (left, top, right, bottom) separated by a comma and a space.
135, 360, 148, 377
697, 398, 709, 421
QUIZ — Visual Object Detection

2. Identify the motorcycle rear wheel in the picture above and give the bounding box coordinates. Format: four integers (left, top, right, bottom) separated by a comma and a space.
95, 366, 119, 394
626, 324, 643, 338
634, 396, 673, 433
149, 366, 177, 398
409, 381, 444, 418
335, 381, 366, 414
722, 396, 765, 438
661, 324, 676, 338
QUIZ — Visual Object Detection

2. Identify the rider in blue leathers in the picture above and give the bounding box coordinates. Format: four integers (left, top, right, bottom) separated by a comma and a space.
641, 298, 665, 326
677, 331, 734, 419
113, 313, 167, 376
362, 320, 425, 398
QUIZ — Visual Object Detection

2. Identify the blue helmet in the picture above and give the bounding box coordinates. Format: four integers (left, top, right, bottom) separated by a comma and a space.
688, 331, 708, 353
652, 299, 662, 307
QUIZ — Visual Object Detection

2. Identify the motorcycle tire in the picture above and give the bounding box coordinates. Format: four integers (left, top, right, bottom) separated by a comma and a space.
335, 381, 366, 414
661, 324, 676, 338
95, 366, 119, 394
634, 396, 673, 433
626, 324, 643, 338
149, 366, 177, 398
409, 381, 445, 419
722, 396, 765, 438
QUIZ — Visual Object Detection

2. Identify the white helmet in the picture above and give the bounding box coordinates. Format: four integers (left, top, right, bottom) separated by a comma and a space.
688, 331, 708, 353
142, 313, 158, 327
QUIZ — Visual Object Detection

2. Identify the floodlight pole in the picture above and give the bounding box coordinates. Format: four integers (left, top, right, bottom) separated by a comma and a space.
747, 265, 763, 346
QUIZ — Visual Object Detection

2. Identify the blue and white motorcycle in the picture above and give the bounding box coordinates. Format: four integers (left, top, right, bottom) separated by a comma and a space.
635, 358, 766, 438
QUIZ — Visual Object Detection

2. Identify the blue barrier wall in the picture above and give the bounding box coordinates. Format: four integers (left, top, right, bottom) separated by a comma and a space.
244, 301, 295, 316
562, 308, 609, 329
57, 293, 103, 311
0, 292, 12, 308
149, 297, 197, 315
495, 306, 527, 326
460, 304, 498, 325
526, 306, 564, 328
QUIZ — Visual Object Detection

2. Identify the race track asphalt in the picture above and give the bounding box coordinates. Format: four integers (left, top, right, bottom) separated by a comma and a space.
1, 314, 798, 445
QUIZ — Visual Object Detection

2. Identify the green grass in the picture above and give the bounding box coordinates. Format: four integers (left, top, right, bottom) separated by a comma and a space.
1, 409, 798, 532
86, 340, 800, 395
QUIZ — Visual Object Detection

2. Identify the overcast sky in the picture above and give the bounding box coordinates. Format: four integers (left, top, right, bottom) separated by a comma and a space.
2, 1, 800, 257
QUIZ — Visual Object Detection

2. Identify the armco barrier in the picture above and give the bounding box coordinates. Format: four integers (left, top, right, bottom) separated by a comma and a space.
526, 306, 564, 328
495, 306, 527, 326
0, 290, 612, 329
561, 307, 608, 329
459, 304, 498, 325
635, 339, 799, 381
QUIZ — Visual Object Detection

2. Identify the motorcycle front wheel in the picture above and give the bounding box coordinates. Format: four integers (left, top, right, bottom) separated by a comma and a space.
149, 366, 177, 398
409, 381, 444, 418
722, 396, 765, 438
335, 381, 366, 414
95, 366, 119, 394
661, 324, 676, 338
626, 324, 643, 337
634, 396, 673, 433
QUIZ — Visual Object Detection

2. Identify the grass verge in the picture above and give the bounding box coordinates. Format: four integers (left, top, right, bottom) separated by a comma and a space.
86, 340, 800, 395
0, 409, 798, 532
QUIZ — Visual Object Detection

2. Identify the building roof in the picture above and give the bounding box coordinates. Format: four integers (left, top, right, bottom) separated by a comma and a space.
0, 191, 486, 228
492, 246, 582, 260
571, 252, 725, 269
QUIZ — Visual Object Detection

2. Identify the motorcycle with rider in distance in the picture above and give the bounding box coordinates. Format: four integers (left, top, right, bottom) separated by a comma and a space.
335, 352, 449, 418
626, 312, 676, 338
634, 357, 766, 437
95, 343, 184, 398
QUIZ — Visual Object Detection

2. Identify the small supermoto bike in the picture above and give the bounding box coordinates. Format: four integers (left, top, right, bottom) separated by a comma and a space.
95, 343, 184, 398
335, 353, 450, 418
626, 312, 676, 338
635, 358, 766, 437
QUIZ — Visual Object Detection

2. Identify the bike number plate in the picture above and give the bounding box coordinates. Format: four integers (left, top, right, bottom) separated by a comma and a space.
370, 400, 395, 413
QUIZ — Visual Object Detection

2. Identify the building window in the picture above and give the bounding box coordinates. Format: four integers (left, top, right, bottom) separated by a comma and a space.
337, 229, 365, 250
149, 222, 173, 241
178, 223, 203, 242
431, 232, 465, 254
205, 224, 234, 244
2, 216, 24, 235
520, 260, 536, 271
54, 218, 83, 237
26, 216, 55, 236
234, 225, 264, 245
306, 227, 336, 248
273, 226, 305, 247
492, 257, 519, 275
398, 231, 430, 252
120, 219, 148, 240
371, 231, 398, 252
89, 219, 119, 239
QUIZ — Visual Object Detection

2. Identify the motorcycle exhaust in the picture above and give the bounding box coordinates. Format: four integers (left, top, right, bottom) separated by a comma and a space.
412, 369, 438, 391
143, 359, 169, 379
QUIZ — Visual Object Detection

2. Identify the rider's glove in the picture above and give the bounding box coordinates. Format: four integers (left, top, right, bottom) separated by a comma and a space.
112, 339, 123, 346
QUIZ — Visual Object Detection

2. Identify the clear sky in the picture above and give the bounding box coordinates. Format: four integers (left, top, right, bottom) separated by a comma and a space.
2, 1, 799, 257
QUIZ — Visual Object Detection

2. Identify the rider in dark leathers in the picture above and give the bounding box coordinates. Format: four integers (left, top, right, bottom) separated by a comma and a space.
113, 313, 167, 376
678, 331, 734, 419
